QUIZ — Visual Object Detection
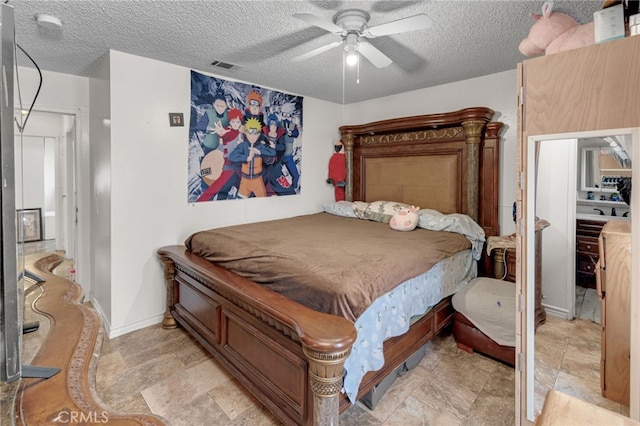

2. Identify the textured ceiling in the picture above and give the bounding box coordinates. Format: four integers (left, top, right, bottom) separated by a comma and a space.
8, 0, 603, 104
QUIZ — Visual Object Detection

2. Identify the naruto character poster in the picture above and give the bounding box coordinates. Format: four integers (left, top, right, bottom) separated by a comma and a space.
188, 70, 303, 203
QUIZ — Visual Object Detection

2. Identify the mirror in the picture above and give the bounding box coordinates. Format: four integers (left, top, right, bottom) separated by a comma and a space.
580, 135, 633, 192
525, 128, 639, 422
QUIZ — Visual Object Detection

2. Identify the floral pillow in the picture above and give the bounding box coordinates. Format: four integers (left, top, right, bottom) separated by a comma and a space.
323, 201, 358, 218
352, 200, 411, 224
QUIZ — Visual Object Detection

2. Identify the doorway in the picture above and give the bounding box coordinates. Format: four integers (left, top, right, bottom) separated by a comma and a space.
523, 128, 638, 422
14, 110, 77, 261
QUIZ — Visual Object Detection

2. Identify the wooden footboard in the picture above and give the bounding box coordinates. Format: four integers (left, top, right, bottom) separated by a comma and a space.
158, 245, 356, 426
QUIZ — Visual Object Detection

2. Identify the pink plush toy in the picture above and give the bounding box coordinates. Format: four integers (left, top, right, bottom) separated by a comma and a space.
519, 1, 594, 57
390, 206, 419, 232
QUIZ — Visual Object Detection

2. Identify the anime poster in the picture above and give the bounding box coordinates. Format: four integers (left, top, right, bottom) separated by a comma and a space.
188, 70, 303, 202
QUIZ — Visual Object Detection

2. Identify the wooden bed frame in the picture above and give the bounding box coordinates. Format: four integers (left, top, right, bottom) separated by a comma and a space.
158, 107, 503, 425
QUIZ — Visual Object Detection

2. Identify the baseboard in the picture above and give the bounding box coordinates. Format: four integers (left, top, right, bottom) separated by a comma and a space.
108, 314, 164, 339
89, 296, 165, 339
542, 303, 570, 320
88, 296, 111, 334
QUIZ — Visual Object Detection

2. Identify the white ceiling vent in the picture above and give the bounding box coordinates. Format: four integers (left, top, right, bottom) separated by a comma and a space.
210, 60, 236, 70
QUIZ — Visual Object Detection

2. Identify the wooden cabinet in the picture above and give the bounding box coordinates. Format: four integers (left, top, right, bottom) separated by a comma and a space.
576, 220, 606, 288
597, 220, 631, 406
504, 248, 516, 282
491, 218, 549, 330
503, 244, 550, 330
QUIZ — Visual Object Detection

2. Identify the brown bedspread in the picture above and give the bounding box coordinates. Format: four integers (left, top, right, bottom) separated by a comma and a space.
185, 213, 470, 322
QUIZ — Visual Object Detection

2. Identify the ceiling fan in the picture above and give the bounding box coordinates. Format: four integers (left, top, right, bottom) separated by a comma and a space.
292, 9, 432, 68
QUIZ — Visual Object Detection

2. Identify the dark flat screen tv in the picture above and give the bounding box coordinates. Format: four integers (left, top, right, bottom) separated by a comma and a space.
1, 2, 21, 383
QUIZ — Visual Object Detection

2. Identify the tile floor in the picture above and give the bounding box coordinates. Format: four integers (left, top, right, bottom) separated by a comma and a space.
534, 293, 629, 419
4, 243, 630, 425
96, 320, 516, 425
575, 285, 601, 324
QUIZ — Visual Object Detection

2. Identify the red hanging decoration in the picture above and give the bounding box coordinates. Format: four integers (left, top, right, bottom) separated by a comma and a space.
327, 141, 346, 201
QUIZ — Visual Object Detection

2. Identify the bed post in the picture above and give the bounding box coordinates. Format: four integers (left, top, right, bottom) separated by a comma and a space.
302, 345, 351, 426
158, 255, 177, 329
342, 133, 355, 202
481, 122, 503, 238
461, 119, 488, 222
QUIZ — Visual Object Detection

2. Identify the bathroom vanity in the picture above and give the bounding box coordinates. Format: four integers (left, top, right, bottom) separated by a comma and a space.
576, 142, 631, 288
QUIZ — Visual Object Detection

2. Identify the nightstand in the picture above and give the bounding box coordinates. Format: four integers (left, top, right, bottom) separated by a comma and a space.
486, 234, 515, 281
486, 218, 549, 330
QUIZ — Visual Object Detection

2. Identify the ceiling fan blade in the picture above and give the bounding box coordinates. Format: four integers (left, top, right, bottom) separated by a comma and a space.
293, 12, 345, 35
371, 0, 421, 13
358, 41, 392, 68
365, 13, 432, 38
292, 41, 342, 62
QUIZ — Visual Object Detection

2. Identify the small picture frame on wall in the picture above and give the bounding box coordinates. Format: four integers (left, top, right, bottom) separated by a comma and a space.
169, 112, 184, 127
16, 208, 42, 243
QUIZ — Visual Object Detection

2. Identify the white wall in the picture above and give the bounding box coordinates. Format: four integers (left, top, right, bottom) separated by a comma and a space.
104, 50, 341, 337
14, 136, 45, 211
43, 138, 55, 214
89, 54, 112, 328
43, 137, 56, 240
536, 139, 577, 318
343, 70, 519, 235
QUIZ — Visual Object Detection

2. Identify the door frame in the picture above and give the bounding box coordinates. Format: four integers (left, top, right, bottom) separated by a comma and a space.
14, 108, 78, 260
519, 128, 639, 423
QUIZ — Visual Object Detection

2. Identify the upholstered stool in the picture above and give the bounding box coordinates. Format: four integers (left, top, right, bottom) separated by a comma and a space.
451, 277, 515, 366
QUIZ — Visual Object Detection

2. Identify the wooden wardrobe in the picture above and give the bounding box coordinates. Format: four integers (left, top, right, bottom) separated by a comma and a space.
516, 35, 640, 424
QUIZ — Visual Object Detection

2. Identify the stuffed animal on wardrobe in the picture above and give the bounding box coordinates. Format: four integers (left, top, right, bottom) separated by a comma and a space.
519, 1, 595, 57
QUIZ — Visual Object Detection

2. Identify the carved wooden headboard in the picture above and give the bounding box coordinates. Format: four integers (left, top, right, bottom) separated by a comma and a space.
339, 107, 503, 238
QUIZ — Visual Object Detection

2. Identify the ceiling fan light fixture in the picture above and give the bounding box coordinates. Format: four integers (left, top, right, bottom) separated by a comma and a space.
344, 32, 359, 66
345, 51, 358, 66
